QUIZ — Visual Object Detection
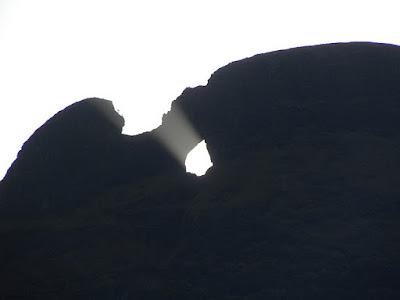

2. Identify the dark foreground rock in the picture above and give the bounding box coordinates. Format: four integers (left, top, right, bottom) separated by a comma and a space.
0, 42, 399, 299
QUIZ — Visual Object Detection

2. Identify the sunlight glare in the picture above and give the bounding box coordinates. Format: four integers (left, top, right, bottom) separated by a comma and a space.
185, 140, 213, 176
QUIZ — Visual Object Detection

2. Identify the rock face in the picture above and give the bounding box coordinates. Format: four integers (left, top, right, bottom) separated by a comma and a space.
1, 99, 122, 210
163, 42, 400, 165
0, 42, 400, 299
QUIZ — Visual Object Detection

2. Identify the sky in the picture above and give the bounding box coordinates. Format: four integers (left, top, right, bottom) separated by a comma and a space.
0, 0, 399, 178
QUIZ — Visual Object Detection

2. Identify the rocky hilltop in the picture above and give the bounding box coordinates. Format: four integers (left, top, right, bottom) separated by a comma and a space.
0, 42, 399, 299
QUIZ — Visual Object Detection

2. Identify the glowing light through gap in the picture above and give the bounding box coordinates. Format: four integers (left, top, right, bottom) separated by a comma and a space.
185, 140, 213, 176
155, 107, 202, 166
154, 105, 212, 176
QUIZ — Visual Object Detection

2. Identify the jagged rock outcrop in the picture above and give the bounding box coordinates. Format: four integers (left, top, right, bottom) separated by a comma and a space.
0, 42, 399, 299
162, 42, 400, 166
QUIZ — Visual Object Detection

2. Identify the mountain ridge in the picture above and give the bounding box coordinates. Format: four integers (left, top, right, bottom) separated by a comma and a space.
0, 41, 399, 299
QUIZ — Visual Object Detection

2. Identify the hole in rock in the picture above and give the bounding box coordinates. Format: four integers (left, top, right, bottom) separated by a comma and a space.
185, 140, 213, 176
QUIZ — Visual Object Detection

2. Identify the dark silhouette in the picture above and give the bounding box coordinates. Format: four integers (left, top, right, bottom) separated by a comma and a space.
0, 42, 400, 299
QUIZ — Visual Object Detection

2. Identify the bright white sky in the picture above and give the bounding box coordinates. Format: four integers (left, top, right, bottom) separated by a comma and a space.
0, 0, 399, 178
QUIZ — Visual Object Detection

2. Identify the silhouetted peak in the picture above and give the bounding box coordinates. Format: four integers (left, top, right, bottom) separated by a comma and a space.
0, 97, 188, 213
4, 98, 123, 175
162, 42, 400, 166
37, 97, 125, 136
0, 98, 127, 211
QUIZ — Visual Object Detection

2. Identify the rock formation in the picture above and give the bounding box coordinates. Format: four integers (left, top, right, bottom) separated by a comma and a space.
0, 42, 399, 299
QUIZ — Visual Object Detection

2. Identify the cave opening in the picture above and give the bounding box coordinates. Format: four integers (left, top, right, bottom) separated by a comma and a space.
185, 140, 213, 176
